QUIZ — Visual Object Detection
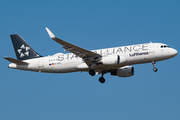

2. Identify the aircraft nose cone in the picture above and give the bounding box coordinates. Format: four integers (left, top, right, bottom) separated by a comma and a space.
171, 48, 178, 57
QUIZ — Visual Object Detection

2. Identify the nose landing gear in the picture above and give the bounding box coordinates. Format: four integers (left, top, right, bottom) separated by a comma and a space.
153, 67, 157, 72
152, 61, 158, 72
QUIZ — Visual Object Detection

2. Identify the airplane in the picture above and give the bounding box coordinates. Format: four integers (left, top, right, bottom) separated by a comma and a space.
4, 28, 178, 83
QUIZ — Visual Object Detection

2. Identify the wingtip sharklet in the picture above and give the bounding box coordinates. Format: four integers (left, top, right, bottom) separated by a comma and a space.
45, 27, 56, 38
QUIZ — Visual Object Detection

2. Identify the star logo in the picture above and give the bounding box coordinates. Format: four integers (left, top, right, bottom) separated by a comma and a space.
17, 44, 30, 58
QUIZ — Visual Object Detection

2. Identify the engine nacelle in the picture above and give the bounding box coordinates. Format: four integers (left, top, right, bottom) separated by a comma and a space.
100, 55, 126, 65
111, 66, 134, 77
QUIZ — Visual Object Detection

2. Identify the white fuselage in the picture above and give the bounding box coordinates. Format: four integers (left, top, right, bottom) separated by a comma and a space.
8, 43, 177, 73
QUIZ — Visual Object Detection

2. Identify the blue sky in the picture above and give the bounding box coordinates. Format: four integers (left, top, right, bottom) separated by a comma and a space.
1, 0, 180, 120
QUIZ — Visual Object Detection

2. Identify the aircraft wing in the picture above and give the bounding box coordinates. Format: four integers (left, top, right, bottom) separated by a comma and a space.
45, 27, 101, 66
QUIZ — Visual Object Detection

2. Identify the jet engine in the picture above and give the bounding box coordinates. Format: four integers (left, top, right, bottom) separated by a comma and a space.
111, 66, 134, 77
100, 55, 126, 65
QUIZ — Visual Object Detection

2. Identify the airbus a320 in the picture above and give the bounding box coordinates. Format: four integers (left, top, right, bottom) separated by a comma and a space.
4, 28, 178, 83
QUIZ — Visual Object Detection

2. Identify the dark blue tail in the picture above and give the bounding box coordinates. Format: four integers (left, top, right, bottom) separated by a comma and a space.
10, 34, 42, 60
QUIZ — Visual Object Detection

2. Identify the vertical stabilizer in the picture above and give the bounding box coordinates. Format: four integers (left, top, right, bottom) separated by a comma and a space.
10, 34, 42, 60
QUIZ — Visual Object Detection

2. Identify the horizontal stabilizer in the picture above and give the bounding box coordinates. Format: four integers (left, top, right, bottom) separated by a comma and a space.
4, 57, 28, 65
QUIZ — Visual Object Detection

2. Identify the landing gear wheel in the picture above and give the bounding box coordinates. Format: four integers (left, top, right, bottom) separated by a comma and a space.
153, 67, 157, 72
99, 77, 105, 83
152, 61, 158, 72
89, 69, 95, 76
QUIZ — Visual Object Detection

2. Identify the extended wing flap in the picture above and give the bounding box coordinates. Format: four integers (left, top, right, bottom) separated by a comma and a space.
4, 57, 28, 65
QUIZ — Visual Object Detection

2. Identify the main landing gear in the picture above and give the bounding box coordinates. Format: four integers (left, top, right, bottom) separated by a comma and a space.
99, 71, 107, 83
89, 69, 95, 76
99, 75, 105, 83
89, 69, 106, 83
152, 61, 158, 72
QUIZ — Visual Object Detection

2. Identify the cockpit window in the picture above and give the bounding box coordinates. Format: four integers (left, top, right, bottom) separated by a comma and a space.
164, 45, 170, 48
161, 45, 170, 48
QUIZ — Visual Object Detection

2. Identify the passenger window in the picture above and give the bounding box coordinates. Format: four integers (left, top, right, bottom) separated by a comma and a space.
161, 45, 163, 48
